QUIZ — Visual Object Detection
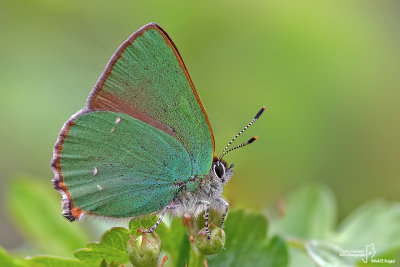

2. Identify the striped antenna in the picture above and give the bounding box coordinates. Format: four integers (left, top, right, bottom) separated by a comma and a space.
220, 137, 258, 159
219, 106, 266, 160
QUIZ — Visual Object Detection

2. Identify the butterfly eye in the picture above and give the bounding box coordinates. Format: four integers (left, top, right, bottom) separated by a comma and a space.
214, 162, 225, 179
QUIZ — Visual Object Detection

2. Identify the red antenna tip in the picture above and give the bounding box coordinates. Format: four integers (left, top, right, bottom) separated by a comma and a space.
248, 136, 258, 143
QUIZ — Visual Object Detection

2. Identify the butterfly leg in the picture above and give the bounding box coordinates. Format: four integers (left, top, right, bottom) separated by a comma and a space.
145, 205, 175, 233
204, 203, 211, 240
217, 198, 229, 227
197, 201, 211, 240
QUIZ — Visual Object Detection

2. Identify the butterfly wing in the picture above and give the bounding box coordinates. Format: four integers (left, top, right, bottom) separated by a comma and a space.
88, 23, 214, 176
52, 110, 192, 220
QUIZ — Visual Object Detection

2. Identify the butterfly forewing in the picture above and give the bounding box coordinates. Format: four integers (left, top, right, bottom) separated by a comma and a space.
88, 23, 214, 176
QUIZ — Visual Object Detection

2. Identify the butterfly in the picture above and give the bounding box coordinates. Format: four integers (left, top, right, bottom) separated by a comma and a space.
51, 22, 264, 239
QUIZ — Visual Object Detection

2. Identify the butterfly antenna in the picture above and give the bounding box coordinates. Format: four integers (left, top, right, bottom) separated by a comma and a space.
220, 137, 258, 159
219, 106, 265, 160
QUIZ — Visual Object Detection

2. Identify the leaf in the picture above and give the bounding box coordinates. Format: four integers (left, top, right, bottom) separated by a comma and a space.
272, 184, 337, 239
6, 175, 89, 257
287, 248, 315, 267
264, 236, 290, 267
332, 200, 400, 260
74, 227, 130, 265
26, 256, 86, 267
273, 187, 400, 265
73, 215, 171, 266
305, 240, 354, 266
0, 246, 26, 267
208, 210, 288, 267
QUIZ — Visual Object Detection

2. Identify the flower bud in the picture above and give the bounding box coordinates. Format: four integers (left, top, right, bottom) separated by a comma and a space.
127, 229, 161, 267
195, 224, 225, 255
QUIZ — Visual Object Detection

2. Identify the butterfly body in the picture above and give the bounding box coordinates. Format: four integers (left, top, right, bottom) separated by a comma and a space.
172, 159, 233, 218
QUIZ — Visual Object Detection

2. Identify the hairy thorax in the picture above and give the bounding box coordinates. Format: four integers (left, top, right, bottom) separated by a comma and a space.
171, 160, 234, 217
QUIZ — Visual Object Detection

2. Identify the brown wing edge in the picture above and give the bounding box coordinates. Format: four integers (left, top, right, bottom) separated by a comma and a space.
86, 22, 216, 154
51, 108, 90, 221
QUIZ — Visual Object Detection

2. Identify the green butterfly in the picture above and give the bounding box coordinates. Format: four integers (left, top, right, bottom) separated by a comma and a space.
51, 23, 264, 239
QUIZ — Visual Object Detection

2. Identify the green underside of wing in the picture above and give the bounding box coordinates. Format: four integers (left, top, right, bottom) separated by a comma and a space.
60, 111, 194, 218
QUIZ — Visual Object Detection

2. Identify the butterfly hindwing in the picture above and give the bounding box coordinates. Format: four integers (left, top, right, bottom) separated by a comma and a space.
88, 23, 214, 176
52, 110, 192, 220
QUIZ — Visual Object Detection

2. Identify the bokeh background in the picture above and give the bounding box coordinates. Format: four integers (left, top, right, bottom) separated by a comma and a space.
1, 0, 399, 253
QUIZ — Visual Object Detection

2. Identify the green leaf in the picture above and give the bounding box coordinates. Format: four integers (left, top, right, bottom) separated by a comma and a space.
305, 240, 353, 266
272, 184, 337, 239
0, 246, 26, 267
208, 210, 288, 267
276, 188, 400, 266
287, 248, 315, 267
26, 256, 86, 267
265, 236, 290, 267
6, 175, 89, 257
74, 227, 130, 265
73, 216, 170, 266
332, 200, 400, 260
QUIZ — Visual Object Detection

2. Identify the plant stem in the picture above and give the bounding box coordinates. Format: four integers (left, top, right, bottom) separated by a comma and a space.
182, 215, 208, 267
188, 247, 207, 267
286, 238, 307, 252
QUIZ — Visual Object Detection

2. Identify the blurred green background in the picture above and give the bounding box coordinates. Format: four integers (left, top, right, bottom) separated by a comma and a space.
0, 0, 399, 253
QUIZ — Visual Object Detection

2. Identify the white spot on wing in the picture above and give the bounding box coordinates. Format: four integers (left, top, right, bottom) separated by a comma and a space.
115, 117, 121, 124
97, 184, 103, 190
93, 167, 98, 176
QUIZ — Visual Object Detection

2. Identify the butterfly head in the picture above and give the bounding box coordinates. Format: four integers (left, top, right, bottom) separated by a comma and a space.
212, 158, 234, 184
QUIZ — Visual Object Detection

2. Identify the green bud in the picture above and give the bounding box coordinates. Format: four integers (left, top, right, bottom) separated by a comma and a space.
195, 224, 226, 255
127, 229, 161, 267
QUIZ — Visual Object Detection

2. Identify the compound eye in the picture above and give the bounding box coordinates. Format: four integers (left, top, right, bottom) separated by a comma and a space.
213, 162, 225, 179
